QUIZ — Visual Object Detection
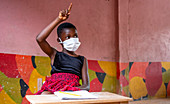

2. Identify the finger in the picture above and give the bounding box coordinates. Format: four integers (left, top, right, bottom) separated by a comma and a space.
68, 3, 72, 12
59, 10, 64, 15
66, 9, 68, 14
62, 10, 66, 16
63, 17, 66, 20
59, 11, 63, 17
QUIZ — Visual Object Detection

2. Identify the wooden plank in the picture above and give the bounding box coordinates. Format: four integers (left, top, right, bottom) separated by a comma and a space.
26, 92, 133, 104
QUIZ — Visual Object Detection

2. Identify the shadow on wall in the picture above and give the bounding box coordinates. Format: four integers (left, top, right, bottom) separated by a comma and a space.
0, 53, 119, 104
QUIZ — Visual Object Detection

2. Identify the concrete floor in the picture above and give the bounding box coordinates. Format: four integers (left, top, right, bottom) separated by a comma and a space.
129, 98, 170, 104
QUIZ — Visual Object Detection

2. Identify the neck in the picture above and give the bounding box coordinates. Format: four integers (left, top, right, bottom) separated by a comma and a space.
62, 49, 76, 55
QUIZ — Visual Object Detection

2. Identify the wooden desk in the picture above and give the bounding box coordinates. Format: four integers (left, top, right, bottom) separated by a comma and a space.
26, 92, 133, 104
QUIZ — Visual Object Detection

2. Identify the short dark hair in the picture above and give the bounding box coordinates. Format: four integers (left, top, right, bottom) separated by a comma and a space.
57, 22, 77, 37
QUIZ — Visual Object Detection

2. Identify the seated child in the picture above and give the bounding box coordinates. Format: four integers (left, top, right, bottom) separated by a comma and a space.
35, 3, 90, 95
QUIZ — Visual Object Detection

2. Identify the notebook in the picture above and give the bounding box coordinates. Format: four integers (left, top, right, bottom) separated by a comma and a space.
54, 90, 98, 100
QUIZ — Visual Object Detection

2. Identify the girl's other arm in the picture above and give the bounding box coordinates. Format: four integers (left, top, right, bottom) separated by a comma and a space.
78, 58, 90, 91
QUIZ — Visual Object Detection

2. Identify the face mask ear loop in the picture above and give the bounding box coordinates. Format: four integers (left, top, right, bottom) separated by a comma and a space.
58, 38, 62, 44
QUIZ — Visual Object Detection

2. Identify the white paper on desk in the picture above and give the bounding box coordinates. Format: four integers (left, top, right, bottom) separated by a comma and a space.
54, 90, 98, 100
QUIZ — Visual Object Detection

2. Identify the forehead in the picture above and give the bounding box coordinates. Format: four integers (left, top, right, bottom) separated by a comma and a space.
61, 28, 77, 37
63, 28, 77, 34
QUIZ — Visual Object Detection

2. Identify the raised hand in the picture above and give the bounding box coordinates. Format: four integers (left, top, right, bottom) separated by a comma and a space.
58, 3, 72, 21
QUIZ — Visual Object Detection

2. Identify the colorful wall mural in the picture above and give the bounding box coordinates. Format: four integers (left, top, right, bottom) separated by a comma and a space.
120, 62, 170, 101
0, 53, 170, 103
0, 53, 119, 104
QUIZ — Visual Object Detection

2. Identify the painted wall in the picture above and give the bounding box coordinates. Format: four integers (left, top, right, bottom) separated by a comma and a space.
120, 62, 170, 100
0, 53, 119, 104
0, 0, 119, 103
1, 0, 170, 103
1, 53, 169, 103
119, 0, 170, 101
0, 0, 119, 62
119, 0, 170, 62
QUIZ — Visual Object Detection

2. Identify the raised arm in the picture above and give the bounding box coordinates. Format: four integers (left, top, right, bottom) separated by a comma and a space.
77, 58, 90, 91
36, 3, 72, 58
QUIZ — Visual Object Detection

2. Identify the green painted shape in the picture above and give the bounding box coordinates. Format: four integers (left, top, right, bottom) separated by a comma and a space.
124, 66, 129, 81
35, 56, 51, 76
102, 75, 117, 93
123, 85, 129, 96
79, 79, 82, 85
0, 71, 7, 79
162, 69, 170, 83
88, 68, 97, 82
79, 69, 94, 86
0, 71, 22, 104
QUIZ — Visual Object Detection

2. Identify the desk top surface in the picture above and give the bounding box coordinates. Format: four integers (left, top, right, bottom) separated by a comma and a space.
26, 92, 133, 104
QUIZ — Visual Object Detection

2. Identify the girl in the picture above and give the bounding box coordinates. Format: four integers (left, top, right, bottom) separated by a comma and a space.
35, 3, 90, 95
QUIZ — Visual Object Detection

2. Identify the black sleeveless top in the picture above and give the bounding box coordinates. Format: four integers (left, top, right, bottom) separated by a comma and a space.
51, 51, 84, 78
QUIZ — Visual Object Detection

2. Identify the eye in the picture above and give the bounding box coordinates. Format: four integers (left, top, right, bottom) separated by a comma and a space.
66, 36, 70, 39
74, 35, 78, 38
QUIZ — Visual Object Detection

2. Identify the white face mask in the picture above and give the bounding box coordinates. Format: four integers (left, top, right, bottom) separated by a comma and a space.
59, 38, 81, 52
